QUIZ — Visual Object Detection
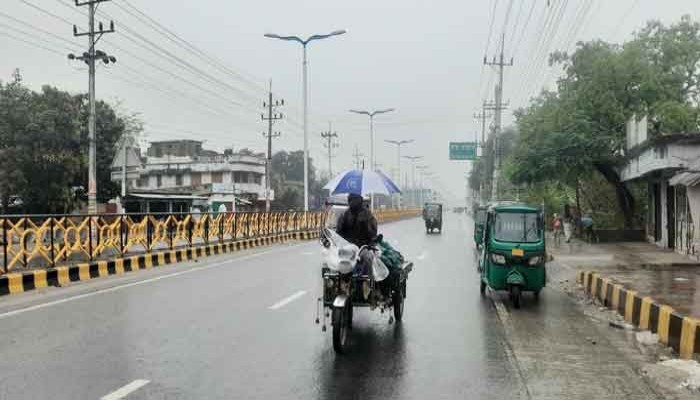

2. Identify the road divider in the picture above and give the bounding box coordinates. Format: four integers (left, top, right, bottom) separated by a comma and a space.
0, 210, 421, 298
0, 231, 318, 298
578, 271, 700, 359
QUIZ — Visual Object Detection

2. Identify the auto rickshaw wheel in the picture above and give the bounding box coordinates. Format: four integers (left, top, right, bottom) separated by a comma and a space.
510, 286, 522, 309
533, 289, 541, 301
332, 305, 350, 353
480, 280, 486, 295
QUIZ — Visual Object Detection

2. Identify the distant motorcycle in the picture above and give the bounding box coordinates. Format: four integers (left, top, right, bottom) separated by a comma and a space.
316, 224, 413, 354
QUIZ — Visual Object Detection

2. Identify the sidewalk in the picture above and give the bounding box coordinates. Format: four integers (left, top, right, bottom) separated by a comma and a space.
550, 237, 700, 318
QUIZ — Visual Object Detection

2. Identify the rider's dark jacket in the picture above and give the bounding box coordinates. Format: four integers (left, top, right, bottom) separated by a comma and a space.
336, 204, 378, 247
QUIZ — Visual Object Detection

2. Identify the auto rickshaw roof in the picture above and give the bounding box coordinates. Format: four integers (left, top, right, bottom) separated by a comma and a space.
488, 202, 540, 213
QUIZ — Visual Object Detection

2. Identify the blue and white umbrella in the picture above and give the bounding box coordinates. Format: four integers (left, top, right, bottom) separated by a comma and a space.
323, 169, 401, 196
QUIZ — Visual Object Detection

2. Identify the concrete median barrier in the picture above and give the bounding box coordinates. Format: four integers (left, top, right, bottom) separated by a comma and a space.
578, 270, 700, 359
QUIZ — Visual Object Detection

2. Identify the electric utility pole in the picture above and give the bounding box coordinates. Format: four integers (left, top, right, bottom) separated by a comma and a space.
352, 145, 365, 170
261, 82, 284, 212
69, 0, 116, 214
483, 33, 512, 202
321, 123, 338, 176
473, 106, 492, 204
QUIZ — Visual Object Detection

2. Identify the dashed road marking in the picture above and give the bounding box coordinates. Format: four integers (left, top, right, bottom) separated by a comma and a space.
101, 379, 150, 400
0, 243, 310, 320
416, 251, 428, 261
269, 290, 307, 310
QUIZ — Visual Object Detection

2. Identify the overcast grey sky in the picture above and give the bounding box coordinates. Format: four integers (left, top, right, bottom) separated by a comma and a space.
3, 0, 700, 204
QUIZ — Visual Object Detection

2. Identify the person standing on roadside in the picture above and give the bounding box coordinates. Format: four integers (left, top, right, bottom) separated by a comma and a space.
563, 207, 574, 243
552, 213, 563, 246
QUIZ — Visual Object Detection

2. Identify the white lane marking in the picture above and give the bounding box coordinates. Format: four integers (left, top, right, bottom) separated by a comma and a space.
268, 290, 307, 310
101, 379, 150, 400
0, 243, 310, 320
302, 251, 314, 256
416, 251, 427, 261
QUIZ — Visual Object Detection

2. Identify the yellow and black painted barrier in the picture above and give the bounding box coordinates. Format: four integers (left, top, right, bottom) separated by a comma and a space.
578, 271, 700, 359
0, 208, 420, 297
0, 231, 319, 296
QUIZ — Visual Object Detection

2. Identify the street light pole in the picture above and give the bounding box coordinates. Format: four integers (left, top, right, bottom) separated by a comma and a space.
302, 44, 309, 211
402, 155, 422, 208
350, 108, 395, 211
385, 139, 413, 209
416, 165, 430, 206
265, 29, 346, 211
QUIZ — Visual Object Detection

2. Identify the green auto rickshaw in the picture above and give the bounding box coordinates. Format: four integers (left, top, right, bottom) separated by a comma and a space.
479, 203, 546, 308
473, 205, 487, 248
423, 202, 443, 234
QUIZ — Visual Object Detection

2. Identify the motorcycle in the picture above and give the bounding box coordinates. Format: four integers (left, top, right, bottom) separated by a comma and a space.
316, 228, 413, 354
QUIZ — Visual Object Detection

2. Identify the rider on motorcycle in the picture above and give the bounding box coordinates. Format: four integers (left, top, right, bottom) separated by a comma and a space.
336, 193, 377, 247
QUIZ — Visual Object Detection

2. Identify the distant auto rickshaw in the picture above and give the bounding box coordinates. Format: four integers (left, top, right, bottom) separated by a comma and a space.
473, 205, 487, 248
422, 202, 443, 234
479, 203, 546, 308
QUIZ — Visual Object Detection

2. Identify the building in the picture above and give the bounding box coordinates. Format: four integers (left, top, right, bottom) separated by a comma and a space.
111, 140, 271, 213
619, 116, 700, 257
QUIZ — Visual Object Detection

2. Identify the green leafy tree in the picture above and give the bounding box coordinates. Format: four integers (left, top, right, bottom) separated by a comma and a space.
0, 78, 133, 213
270, 150, 322, 210
506, 16, 700, 227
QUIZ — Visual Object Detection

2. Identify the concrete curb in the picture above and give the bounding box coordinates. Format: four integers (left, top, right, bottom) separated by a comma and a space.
0, 231, 320, 297
578, 271, 700, 359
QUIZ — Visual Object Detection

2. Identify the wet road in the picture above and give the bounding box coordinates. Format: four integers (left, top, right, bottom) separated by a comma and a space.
0, 216, 661, 399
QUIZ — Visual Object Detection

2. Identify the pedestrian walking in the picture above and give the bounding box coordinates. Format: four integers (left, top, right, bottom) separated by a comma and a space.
581, 212, 595, 243
551, 213, 563, 247
563, 216, 573, 243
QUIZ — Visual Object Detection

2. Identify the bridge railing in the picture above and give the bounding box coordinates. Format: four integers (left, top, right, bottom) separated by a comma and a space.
0, 208, 420, 274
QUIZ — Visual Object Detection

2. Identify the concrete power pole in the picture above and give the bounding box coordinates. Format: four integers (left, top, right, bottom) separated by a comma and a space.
352, 145, 365, 170
321, 123, 338, 177
261, 81, 283, 212
483, 33, 512, 203
70, 0, 116, 214
473, 107, 492, 204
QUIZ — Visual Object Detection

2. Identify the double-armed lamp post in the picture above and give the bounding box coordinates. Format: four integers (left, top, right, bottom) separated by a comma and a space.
264, 29, 346, 211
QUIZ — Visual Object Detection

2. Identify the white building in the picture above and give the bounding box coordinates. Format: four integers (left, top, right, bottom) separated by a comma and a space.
619, 116, 700, 257
111, 140, 272, 213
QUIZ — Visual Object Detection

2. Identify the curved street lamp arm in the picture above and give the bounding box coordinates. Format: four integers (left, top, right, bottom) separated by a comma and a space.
264, 33, 304, 44
370, 108, 395, 117
307, 29, 347, 43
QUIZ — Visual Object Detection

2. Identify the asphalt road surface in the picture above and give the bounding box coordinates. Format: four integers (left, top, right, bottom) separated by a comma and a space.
0, 216, 662, 400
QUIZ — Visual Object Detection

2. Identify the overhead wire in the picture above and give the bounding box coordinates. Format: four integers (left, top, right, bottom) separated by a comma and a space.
525, 0, 569, 98
478, 0, 501, 103
537, 0, 591, 91
0, 29, 68, 57
511, 0, 553, 106
514, 0, 565, 105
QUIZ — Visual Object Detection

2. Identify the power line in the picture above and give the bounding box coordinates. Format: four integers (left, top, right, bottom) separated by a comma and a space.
0, 10, 77, 49
479, 0, 500, 100
524, 0, 569, 100
506, 0, 526, 49
511, 0, 538, 56
117, 0, 264, 93
0, 29, 68, 57
0, 20, 75, 53
17, 0, 74, 26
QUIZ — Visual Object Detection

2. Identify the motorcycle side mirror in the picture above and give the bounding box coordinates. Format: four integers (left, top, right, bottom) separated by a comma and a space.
376, 234, 384, 242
